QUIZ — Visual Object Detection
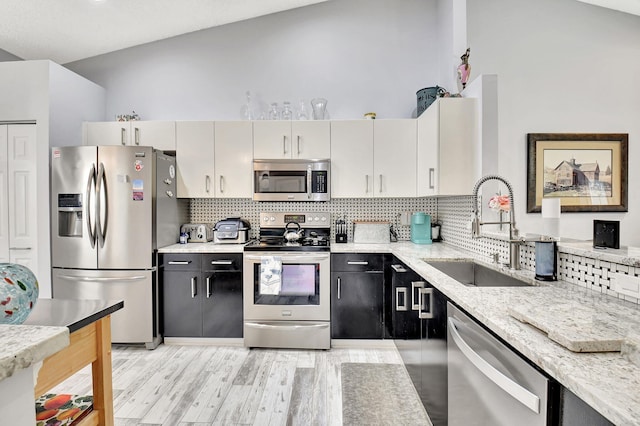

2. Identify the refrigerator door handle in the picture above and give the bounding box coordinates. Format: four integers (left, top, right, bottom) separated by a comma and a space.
86, 163, 97, 248
96, 162, 108, 247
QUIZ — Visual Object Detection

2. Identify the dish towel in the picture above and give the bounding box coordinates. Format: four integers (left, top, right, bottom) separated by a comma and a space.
260, 256, 282, 295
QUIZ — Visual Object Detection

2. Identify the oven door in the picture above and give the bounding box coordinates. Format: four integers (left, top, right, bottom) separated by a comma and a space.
243, 251, 330, 321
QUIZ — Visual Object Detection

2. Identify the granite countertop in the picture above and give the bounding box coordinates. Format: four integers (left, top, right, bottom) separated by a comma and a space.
0, 325, 68, 383
335, 241, 640, 426
0, 298, 124, 384
159, 242, 248, 253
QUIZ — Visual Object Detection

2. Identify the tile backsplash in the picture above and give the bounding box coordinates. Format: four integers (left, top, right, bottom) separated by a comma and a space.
189, 196, 639, 305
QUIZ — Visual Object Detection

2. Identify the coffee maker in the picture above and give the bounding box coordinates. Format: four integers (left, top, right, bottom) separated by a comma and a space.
410, 212, 432, 244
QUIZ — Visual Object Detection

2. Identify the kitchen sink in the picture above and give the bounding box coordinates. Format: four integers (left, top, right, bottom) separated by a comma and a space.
426, 260, 533, 287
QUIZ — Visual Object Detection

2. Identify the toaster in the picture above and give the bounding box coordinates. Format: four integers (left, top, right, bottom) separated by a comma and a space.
180, 223, 214, 243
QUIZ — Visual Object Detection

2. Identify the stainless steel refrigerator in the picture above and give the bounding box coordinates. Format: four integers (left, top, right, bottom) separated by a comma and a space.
51, 145, 182, 349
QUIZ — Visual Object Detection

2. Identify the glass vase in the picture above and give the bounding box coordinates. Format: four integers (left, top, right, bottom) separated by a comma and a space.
0, 263, 39, 324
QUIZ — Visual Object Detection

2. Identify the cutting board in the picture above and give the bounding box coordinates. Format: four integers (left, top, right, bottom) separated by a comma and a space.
352, 221, 390, 244
508, 302, 628, 352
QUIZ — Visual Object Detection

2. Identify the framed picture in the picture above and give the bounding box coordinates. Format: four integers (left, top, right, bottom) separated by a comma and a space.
527, 133, 628, 213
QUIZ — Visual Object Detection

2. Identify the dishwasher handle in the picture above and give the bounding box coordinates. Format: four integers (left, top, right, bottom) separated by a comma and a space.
447, 317, 541, 414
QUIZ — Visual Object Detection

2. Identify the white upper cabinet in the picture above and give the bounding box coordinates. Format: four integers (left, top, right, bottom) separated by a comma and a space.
85, 121, 176, 151
417, 98, 478, 196
176, 121, 215, 198
214, 121, 253, 198
253, 120, 330, 159
331, 119, 416, 198
330, 120, 374, 198
373, 119, 417, 197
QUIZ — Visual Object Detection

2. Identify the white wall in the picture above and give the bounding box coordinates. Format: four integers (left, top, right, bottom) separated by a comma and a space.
467, 0, 640, 246
66, 0, 439, 120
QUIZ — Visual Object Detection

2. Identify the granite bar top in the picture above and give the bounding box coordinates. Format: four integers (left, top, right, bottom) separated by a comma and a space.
0, 325, 68, 383
0, 298, 124, 384
336, 241, 640, 426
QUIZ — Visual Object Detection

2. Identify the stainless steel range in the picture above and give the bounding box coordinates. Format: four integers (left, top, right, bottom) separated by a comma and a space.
243, 212, 331, 350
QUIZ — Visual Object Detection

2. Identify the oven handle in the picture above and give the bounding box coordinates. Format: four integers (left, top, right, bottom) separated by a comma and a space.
245, 322, 329, 331
244, 254, 329, 262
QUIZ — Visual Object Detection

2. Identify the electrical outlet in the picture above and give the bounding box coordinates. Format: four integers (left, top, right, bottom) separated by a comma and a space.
399, 211, 411, 226
610, 272, 640, 298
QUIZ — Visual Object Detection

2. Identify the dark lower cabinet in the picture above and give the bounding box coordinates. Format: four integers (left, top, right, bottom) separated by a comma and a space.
331, 253, 384, 339
162, 253, 242, 338
391, 257, 448, 426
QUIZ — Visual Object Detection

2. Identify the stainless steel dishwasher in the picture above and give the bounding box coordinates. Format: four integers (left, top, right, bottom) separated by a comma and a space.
447, 302, 550, 426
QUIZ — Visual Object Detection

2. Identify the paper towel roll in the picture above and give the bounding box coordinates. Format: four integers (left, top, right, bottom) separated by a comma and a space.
542, 198, 561, 238
542, 198, 561, 218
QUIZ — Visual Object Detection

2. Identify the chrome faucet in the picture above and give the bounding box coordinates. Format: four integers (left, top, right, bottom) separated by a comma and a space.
471, 175, 522, 270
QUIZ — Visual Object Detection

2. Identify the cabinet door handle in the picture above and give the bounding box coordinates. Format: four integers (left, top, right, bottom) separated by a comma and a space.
365, 175, 370, 194
168, 260, 191, 265
134, 127, 140, 145
396, 287, 408, 311
429, 168, 435, 190
210, 260, 233, 265
120, 127, 126, 145
283, 135, 288, 154
206, 276, 212, 298
219, 175, 225, 193
191, 277, 197, 298
205, 175, 211, 193
411, 281, 425, 310
418, 287, 434, 319
297, 135, 301, 155
337, 277, 341, 300
347, 261, 368, 265
391, 264, 407, 273
379, 174, 383, 193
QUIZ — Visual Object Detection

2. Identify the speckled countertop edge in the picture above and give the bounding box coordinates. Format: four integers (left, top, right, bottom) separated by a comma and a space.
0, 325, 69, 382
335, 241, 640, 426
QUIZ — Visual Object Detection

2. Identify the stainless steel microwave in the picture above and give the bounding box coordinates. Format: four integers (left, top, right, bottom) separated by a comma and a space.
253, 159, 330, 202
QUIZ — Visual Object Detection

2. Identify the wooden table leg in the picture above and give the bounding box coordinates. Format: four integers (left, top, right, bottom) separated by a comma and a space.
91, 315, 114, 426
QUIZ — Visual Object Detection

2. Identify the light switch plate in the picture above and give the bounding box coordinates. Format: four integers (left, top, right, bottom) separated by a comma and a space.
610, 272, 640, 298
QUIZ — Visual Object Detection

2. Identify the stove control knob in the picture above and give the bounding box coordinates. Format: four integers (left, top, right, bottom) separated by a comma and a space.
308, 217, 314, 222
270, 216, 275, 221
321, 216, 327, 222
314, 216, 320, 221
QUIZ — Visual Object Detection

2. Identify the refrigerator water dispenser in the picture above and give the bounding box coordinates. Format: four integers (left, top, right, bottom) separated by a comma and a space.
58, 193, 83, 237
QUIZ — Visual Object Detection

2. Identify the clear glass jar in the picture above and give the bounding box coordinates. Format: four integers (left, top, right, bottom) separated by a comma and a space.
296, 100, 308, 120
268, 102, 280, 120
281, 101, 293, 120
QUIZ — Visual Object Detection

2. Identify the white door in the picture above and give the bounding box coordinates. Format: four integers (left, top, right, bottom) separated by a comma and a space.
7, 124, 37, 271
0, 126, 8, 262
86, 121, 130, 146
417, 102, 439, 196
176, 121, 215, 198
253, 121, 291, 159
215, 121, 253, 198
131, 121, 176, 150
291, 121, 330, 159
330, 120, 374, 198
373, 120, 417, 197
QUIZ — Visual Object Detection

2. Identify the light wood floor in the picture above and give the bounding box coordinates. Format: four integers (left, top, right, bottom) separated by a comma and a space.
50, 342, 417, 425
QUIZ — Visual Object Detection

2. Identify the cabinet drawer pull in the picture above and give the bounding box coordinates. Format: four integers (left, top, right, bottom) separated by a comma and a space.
347, 261, 368, 265
411, 281, 425, 310
337, 277, 341, 300
396, 287, 408, 311
190, 277, 197, 298
391, 264, 407, 273
206, 276, 212, 298
210, 260, 233, 265
168, 260, 192, 265
418, 287, 434, 319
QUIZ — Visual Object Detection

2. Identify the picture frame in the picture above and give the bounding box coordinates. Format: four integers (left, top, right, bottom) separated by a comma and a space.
527, 133, 628, 213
